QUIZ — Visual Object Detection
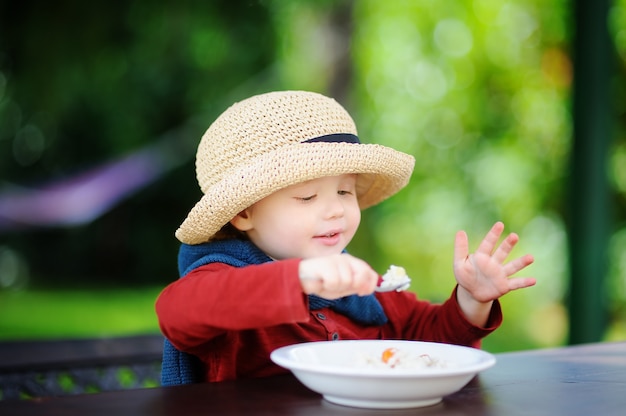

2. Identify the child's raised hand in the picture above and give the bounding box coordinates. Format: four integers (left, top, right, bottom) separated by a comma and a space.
453, 221, 535, 305
299, 253, 379, 299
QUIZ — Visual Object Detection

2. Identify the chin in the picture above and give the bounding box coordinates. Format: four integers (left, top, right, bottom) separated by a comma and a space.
307, 247, 346, 258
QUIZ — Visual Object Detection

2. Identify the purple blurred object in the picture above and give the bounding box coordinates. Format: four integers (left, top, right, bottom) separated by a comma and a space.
0, 139, 188, 231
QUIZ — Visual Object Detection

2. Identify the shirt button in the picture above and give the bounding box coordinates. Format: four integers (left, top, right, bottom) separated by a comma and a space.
316, 313, 326, 320
331, 332, 339, 340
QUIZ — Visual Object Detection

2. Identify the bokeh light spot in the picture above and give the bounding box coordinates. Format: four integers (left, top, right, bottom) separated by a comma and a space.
434, 19, 473, 57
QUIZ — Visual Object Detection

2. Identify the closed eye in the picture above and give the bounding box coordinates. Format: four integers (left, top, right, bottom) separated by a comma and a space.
297, 194, 316, 202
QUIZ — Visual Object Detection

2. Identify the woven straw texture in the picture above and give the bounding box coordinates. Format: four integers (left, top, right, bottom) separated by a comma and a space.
176, 90, 415, 245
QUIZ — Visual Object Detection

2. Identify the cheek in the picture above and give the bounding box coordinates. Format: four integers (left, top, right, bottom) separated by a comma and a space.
279, 211, 315, 238
260, 209, 309, 241
255, 211, 312, 259
347, 206, 362, 233
344, 197, 361, 221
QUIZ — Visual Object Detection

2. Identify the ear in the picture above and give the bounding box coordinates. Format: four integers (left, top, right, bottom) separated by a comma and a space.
230, 209, 254, 232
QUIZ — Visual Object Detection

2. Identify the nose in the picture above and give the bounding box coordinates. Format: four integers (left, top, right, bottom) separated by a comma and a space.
323, 194, 345, 219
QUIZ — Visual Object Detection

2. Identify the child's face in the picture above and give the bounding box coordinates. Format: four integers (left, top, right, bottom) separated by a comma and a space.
231, 174, 361, 260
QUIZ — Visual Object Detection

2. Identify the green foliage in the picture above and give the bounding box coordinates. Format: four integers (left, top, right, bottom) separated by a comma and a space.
0, 0, 278, 285
0, 287, 162, 339
349, 0, 573, 349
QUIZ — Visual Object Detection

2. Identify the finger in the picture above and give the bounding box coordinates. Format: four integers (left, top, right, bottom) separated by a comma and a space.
298, 259, 327, 295
507, 276, 537, 291
503, 254, 535, 276
454, 230, 470, 264
331, 256, 354, 292
492, 232, 520, 264
300, 274, 324, 295
347, 256, 377, 294
476, 221, 505, 255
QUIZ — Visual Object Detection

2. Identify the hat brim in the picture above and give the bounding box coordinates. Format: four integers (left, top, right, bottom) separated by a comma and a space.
175, 142, 415, 244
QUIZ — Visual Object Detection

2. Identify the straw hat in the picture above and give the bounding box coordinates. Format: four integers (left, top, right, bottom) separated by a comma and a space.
176, 90, 415, 245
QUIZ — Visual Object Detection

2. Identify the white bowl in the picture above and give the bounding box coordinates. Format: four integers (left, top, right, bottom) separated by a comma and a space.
270, 339, 495, 409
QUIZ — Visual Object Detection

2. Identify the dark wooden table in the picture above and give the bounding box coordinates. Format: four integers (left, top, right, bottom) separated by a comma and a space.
1, 341, 624, 415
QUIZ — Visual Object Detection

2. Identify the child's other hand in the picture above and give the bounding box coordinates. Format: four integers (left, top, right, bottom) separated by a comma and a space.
299, 254, 379, 299
454, 221, 536, 304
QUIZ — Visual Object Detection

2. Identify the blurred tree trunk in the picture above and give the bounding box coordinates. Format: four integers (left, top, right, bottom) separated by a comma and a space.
567, 0, 613, 344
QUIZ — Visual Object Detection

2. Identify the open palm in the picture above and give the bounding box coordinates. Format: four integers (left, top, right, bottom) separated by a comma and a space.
453, 222, 535, 303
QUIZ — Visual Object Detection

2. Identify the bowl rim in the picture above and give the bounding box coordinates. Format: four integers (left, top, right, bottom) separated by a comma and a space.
270, 339, 496, 378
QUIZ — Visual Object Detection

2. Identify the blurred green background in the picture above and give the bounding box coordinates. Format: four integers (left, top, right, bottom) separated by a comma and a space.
0, 0, 625, 353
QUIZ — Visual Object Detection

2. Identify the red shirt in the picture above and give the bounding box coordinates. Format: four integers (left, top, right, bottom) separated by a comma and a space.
155, 258, 502, 382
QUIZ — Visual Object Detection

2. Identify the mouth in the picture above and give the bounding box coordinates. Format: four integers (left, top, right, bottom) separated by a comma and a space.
315, 230, 342, 239
313, 230, 344, 246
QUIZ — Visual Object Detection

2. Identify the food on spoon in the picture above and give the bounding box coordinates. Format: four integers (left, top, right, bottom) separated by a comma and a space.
379, 265, 411, 291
